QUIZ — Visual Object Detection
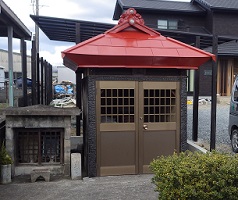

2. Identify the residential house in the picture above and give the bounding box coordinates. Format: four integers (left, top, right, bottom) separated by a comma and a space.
113, 0, 238, 96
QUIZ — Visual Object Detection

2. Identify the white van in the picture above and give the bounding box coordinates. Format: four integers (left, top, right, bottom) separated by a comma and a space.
228, 75, 238, 153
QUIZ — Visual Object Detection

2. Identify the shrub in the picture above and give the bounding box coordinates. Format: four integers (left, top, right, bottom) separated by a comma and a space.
150, 151, 238, 200
0, 142, 12, 165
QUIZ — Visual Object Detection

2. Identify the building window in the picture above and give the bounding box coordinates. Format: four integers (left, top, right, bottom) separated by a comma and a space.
144, 89, 176, 122
16, 129, 63, 165
5, 72, 8, 79
158, 20, 178, 30
4, 72, 22, 80
100, 88, 135, 123
158, 20, 167, 29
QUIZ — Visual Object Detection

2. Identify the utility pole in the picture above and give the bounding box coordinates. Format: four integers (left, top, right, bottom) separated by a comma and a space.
35, 0, 39, 53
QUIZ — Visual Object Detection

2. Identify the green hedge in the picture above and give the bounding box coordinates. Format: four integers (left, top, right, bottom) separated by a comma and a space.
150, 151, 238, 200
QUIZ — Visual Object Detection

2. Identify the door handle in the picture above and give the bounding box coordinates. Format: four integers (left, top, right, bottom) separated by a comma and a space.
143, 124, 148, 130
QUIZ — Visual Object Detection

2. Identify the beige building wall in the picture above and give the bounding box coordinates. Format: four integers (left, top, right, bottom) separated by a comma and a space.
0, 49, 32, 78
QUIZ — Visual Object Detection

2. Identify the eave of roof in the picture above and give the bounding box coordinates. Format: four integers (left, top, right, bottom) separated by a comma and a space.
204, 40, 238, 56
194, 0, 238, 12
0, 0, 31, 40
113, 0, 206, 20
30, 14, 115, 43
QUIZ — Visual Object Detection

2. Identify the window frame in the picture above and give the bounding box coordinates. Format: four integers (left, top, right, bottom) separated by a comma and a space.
157, 19, 178, 30
15, 128, 64, 165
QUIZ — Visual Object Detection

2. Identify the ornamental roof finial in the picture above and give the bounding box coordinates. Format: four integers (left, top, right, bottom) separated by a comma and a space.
118, 8, 144, 25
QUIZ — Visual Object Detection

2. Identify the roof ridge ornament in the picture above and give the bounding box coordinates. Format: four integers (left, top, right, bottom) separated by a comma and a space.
107, 8, 159, 36
118, 8, 144, 25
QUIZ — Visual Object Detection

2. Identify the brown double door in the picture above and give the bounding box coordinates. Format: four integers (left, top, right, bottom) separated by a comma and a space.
96, 81, 180, 176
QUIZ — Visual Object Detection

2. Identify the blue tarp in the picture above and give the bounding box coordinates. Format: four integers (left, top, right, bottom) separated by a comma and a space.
54, 85, 66, 94
54, 84, 74, 94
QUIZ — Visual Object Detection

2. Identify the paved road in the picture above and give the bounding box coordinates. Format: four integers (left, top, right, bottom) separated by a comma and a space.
0, 174, 158, 200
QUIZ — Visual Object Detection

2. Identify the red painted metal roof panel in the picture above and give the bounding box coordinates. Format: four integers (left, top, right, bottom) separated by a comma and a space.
97, 46, 127, 55
125, 47, 153, 56
161, 40, 185, 48
151, 48, 179, 57
137, 40, 164, 48
62, 8, 215, 70
90, 38, 112, 46
110, 38, 137, 47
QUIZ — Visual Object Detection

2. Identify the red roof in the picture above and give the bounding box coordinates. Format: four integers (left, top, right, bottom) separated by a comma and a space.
62, 8, 215, 70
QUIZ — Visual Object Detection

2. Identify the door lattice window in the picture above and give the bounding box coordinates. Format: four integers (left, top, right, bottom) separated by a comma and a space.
100, 89, 135, 123
16, 129, 63, 164
144, 89, 176, 123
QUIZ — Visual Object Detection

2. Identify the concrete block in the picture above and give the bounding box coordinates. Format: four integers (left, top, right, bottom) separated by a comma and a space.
5, 129, 14, 140
64, 152, 71, 164
31, 169, 50, 182
64, 139, 71, 149
64, 127, 71, 139
187, 140, 207, 153
15, 166, 63, 176
64, 164, 70, 176
71, 153, 81, 180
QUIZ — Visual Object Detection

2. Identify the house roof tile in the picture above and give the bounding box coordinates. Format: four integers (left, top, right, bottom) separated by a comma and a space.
194, 0, 238, 10
204, 40, 238, 56
113, 0, 205, 19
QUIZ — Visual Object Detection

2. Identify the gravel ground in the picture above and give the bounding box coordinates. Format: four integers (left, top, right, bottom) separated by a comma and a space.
187, 103, 233, 153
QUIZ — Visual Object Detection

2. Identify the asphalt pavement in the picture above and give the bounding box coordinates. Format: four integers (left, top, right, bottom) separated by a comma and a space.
0, 174, 158, 200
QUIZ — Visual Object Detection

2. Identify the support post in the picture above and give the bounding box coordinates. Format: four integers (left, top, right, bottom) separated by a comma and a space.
31, 39, 37, 105
7, 26, 14, 107
21, 39, 27, 107
47, 64, 53, 105
36, 53, 40, 104
44, 61, 52, 105
210, 35, 218, 151
192, 36, 200, 141
40, 57, 44, 104
44, 61, 48, 105
76, 70, 82, 136
76, 23, 82, 136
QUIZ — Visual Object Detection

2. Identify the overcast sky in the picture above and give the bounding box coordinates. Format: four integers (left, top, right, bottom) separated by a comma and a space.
1, 0, 189, 67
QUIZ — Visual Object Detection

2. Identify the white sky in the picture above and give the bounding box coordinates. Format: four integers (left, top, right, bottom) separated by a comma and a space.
1, 0, 190, 67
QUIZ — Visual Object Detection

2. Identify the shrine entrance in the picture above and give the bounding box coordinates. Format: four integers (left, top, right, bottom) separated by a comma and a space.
96, 81, 180, 176
62, 8, 215, 177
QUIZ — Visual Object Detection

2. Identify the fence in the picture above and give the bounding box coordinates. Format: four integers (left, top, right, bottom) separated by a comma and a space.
0, 120, 6, 148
